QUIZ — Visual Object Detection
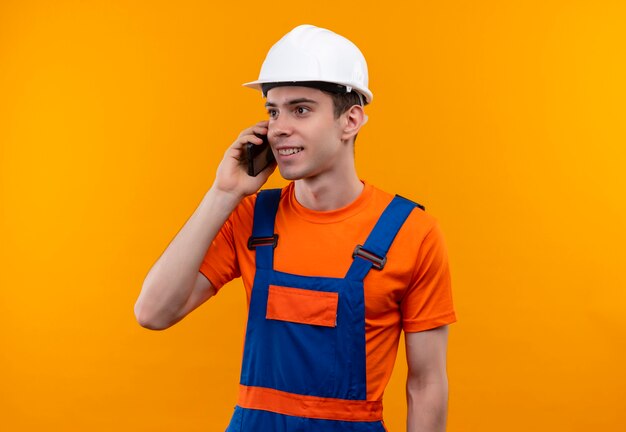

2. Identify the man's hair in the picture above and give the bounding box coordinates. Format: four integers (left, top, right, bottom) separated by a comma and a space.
327, 91, 367, 118
326, 91, 367, 145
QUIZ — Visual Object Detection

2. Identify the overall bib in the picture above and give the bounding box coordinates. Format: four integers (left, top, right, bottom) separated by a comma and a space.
226, 189, 419, 432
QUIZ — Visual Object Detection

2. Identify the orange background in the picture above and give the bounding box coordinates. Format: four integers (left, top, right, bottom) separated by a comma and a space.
1, 1, 625, 431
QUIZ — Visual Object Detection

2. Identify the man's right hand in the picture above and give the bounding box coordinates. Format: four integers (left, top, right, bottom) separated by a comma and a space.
213, 121, 276, 200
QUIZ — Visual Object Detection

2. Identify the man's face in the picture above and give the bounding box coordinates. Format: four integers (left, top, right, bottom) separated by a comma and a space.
265, 86, 351, 182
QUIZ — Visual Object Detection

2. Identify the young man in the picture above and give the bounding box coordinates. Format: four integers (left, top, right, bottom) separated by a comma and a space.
135, 25, 456, 432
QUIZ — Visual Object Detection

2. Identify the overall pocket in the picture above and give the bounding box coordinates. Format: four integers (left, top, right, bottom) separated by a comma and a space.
241, 272, 353, 398
245, 283, 340, 396
266, 285, 338, 327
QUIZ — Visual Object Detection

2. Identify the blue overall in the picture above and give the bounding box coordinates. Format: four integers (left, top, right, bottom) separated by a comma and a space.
225, 189, 419, 432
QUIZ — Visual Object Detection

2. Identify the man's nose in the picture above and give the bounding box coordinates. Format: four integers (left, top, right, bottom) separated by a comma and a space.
269, 115, 293, 139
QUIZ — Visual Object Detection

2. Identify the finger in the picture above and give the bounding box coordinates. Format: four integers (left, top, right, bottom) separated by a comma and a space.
252, 125, 269, 136
242, 133, 265, 146
237, 123, 268, 140
245, 121, 269, 131
252, 121, 269, 134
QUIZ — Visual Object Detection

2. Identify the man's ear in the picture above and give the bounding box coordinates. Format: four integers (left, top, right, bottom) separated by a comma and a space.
340, 105, 366, 142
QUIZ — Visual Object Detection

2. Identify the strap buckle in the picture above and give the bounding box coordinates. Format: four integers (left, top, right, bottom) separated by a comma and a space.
247, 234, 279, 250
352, 244, 387, 270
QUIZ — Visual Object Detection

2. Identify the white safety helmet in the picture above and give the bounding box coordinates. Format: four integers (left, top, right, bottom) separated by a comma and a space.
243, 24, 373, 104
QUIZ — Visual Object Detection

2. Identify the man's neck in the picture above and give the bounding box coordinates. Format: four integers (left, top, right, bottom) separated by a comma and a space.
294, 174, 364, 211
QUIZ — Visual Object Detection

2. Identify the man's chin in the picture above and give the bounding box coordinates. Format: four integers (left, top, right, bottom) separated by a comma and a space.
277, 167, 302, 181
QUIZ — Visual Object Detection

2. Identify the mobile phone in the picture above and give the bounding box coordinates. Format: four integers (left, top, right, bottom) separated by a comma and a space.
246, 134, 275, 176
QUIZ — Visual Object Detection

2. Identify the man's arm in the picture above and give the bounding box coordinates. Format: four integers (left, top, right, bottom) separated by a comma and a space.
134, 121, 274, 330
406, 325, 450, 432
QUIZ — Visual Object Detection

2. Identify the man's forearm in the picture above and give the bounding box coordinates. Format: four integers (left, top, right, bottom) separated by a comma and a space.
134, 121, 274, 329
406, 376, 449, 432
134, 186, 242, 329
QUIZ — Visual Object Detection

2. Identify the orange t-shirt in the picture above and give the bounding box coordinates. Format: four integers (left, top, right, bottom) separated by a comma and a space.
200, 181, 456, 401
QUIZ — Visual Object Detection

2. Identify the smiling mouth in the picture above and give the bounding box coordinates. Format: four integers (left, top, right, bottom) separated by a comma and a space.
278, 148, 303, 156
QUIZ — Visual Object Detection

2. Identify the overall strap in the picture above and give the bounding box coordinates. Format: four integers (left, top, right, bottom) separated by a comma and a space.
346, 195, 421, 281
248, 189, 282, 270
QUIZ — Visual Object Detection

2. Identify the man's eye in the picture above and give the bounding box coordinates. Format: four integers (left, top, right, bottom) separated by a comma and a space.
268, 109, 278, 118
295, 107, 310, 115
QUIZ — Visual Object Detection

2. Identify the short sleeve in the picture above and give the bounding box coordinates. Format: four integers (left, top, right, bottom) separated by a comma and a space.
401, 222, 456, 332
198, 215, 241, 293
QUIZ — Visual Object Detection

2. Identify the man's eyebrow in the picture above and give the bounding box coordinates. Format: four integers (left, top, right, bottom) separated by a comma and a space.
265, 98, 319, 108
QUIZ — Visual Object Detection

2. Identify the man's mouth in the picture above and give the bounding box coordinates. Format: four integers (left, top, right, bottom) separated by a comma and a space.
277, 147, 303, 156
